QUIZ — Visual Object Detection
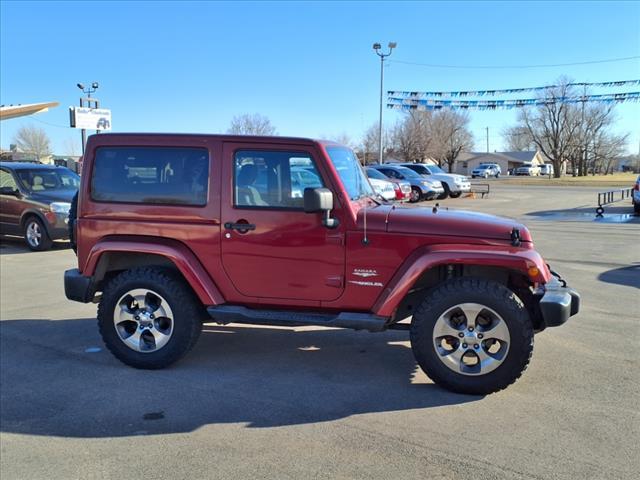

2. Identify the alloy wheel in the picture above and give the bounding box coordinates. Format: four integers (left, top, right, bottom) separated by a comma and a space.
432, 302, 510, 376
113, 288, 174, 353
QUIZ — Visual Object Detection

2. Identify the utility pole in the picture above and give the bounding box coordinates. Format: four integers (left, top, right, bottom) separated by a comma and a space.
373, 42, 396, 164
486, 127, 489, 153
581, 84, 587, 177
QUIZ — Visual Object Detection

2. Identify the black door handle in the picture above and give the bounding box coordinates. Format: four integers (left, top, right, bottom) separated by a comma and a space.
224, 222, 256, 232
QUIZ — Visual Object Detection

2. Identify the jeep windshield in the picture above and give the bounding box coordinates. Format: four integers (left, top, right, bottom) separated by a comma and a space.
15, 168, 80, 193
326, 146, 375, 201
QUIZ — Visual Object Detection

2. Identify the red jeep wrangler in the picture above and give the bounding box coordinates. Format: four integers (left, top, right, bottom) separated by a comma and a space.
64, 134, 579, 394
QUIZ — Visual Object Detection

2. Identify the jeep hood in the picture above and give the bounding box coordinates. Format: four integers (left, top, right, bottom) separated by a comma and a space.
358, 205, 532, 243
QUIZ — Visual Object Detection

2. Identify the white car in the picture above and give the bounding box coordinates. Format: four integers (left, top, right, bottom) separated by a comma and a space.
515, 162, 541, 176
368, 176, 397, 201
633, 175, 640, 214
399, 163, 471, 198
471, 164, 500, 178
539, 164, 554, 176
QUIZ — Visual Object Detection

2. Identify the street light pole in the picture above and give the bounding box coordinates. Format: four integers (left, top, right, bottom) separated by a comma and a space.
373, 42, 396, 164
76, 82, 99, 155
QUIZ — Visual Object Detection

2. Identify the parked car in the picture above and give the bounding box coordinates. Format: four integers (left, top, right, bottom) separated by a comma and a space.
64, 133, 580, 395
480, 162, 502, 176
398, 163, 471, 199
0, 162, 80, 250
539, 164, 554, 176
290, 166, 323, 198
471, 164, 500, 178
371, 164, 443, 202
633, 174, 640, 214
515, 162, 541, 176
364, 169, 397, 201
366, 167, 410, 202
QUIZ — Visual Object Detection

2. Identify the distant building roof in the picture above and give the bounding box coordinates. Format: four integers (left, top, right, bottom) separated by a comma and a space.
459, 151, 544, 164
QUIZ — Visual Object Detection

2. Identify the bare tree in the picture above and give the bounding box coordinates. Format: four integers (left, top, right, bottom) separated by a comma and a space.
227, 114, 277, 136
513, 78, 629, 177
391, 110, 434, 163
360, 122, 391, 164
320, 132, 355, 148
578, 103, 627, 176
63, 137, 80, 157
430, 110, 474, 172
503, 126, 534, 151
517, 78, 582, 178
590, 131, 628, 175
13, 125, 51, 161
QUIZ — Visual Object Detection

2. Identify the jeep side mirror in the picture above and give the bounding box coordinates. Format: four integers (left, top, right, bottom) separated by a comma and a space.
0, 186, 20, 197
304, 187, 339, 229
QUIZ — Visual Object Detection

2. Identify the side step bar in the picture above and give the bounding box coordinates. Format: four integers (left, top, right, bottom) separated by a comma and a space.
206, 305, 389, 332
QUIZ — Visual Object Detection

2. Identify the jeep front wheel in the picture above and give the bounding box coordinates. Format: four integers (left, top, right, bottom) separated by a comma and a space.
410, 277, 533, 395
98, 267, 203, 369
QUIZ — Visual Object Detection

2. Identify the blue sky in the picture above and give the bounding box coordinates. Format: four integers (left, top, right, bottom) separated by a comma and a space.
1, 0, 639, 155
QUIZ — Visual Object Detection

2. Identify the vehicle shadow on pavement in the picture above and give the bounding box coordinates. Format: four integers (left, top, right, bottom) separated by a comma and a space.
0, 318, 480, 438
597, 264, 640, 289
526, 205, 639, 223
0, 237, 71, 255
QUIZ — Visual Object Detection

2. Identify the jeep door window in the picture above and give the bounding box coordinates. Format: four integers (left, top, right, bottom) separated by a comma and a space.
326, 147, 373, 200
15, 169, 79, 192
91, 147, 209, 205
234, 150, 323, 208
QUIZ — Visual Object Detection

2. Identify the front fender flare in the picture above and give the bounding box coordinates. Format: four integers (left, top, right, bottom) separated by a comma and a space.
372, 244, 550, 317
83, 236, 224, 306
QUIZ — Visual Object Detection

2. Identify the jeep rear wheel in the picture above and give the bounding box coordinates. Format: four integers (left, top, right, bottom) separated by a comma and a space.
410, 277, 533, 395
98, 267, 203, 369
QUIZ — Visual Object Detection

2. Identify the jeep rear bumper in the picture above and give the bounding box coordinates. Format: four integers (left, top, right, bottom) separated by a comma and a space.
538, 275, 580, 327
64, 268, 95, 303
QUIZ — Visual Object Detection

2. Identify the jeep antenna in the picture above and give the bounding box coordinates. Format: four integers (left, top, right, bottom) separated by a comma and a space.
361, 162, 369, 246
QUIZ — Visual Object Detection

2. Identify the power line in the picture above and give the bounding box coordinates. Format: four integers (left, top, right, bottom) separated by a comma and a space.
30, 117, 70, 129
389, 55, 640, 70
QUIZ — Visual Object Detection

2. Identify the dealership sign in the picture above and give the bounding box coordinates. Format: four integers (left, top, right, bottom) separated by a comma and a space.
69, 107, 112, 130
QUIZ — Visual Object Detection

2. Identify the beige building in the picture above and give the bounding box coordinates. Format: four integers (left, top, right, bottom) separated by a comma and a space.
454, 151, 547, 175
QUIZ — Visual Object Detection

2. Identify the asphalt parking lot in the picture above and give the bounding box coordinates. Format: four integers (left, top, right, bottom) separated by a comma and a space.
1, 184, 638, 480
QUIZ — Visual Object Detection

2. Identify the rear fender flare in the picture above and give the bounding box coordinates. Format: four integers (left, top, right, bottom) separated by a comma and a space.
83, 236, 224, 306
372, 244, 550, 317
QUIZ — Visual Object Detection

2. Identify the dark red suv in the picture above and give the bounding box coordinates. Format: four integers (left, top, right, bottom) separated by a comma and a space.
64, 134, 579, 394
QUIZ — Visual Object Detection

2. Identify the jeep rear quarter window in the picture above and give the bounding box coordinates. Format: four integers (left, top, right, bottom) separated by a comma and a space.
91, 147, 209, 206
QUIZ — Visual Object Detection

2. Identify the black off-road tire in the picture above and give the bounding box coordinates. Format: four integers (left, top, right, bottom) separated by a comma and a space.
98, 267, 204, 369
410, 277, 534, 395
449, 190, 462, 198
23, 216, 53, 251
69, 191, 78, 254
